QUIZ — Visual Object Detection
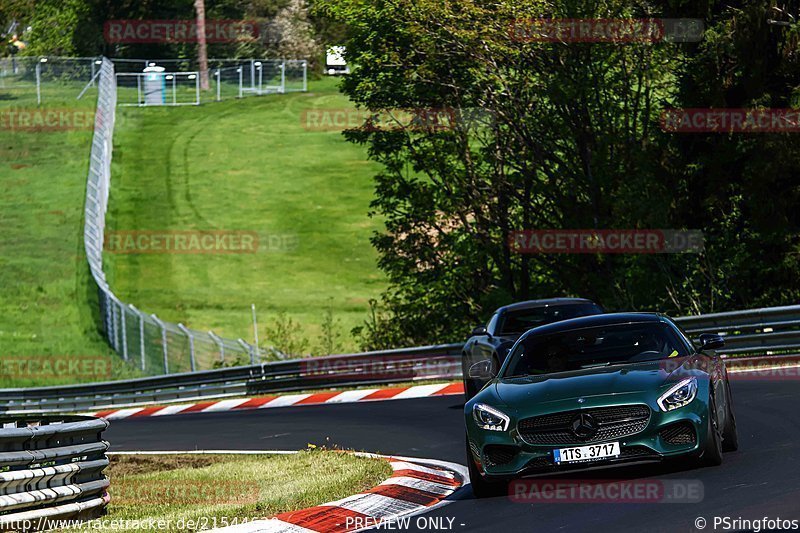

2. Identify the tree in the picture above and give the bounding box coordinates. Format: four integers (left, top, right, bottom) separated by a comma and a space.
195, 0, 210, 90
274, 0, 319, 60
322, 0, 800, 348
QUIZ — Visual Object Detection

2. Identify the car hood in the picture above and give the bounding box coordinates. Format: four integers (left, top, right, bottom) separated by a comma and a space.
492, 357, 701, 408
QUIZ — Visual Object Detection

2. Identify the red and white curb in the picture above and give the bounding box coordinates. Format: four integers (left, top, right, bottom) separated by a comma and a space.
207, 454, 467, 533
86, 382, 464, 421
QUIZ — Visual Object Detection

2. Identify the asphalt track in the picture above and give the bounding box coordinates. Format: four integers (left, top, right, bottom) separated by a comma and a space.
107, 380, 800, 532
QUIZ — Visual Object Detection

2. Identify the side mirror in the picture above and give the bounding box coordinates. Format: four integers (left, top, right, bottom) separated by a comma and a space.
468, 360, 495, 380
471, 326, 488, 336
697, 333, 725, 351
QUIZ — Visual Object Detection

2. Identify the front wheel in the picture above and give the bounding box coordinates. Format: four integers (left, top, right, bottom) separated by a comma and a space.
700, 396, 723, 466
465, 437, 507, 498
721, 380, 739, 452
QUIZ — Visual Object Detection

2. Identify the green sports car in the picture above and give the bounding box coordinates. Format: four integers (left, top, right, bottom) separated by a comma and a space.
464, 313, 738, 497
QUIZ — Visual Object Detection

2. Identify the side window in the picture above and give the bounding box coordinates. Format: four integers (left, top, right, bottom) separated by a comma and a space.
487, 313, 499, 336
502, 339, 527, 377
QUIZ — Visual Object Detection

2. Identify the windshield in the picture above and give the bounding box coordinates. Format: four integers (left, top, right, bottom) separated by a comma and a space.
502, 322, 690, 378
496, 303, 602, 335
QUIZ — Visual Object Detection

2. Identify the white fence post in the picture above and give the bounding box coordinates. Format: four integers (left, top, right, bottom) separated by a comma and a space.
255, 61, 262, 94
150, 314, 169, 374
250, 59, 255, 93
110, 299, 120, 352
129, 304, 146, 371
119, 301, 128, 361
209, 331, 225, 362
178, 323, 196, 372
35, 58, 43, 105
238, 338, 256, 364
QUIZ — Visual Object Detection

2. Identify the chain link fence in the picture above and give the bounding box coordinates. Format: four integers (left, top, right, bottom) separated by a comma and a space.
5, 56, 308, 105
85, 58, 262, 375
115, 71, 201, 106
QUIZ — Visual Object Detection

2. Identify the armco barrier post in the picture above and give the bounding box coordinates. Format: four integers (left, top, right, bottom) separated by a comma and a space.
178, 323, 196, 372
215, 69, 221, 101
302, 61, 308, 92
209, 331, 225, 362
150, 314, 169, 374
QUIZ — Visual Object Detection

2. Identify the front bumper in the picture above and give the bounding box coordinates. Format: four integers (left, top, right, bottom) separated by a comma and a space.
466, 398, 708, 481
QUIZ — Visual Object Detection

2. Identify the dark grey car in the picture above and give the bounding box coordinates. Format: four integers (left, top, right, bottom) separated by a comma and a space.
461, 298, 603, 399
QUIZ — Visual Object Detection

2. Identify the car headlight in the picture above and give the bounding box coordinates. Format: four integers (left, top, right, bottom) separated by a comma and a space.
472, 403, 510, 431
657, 377, 698, 412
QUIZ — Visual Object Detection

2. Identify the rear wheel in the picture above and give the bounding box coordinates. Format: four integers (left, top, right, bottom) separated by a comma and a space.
721, 380, 739, 452
465, 437, 507, 498
701, 395, 724, 466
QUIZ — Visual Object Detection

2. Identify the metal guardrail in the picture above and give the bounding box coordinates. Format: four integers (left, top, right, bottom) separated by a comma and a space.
2, 304, 800, 414
675, 304, 800, 355
0, 416, 110, 529
0, 344, 462, 413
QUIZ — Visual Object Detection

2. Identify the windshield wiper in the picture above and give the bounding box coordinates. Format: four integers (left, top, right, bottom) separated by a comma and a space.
580, 362, 612, 369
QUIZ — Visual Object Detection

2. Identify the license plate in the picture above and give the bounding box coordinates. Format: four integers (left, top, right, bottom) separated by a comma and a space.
553, 442, 620, 464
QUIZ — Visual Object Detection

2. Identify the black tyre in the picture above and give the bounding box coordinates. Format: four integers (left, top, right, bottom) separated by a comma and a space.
464, 378, 480, 401
462, 354, 480, 400
701, 395, 724, 466
721, 380, 739, 452
465, 437, 507, 498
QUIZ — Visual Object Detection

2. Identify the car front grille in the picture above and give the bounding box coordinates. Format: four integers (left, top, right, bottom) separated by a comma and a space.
483, 445, 519, 467
619, 445, 661, 460
518, 405, 651, 445
659, 422, 697, 445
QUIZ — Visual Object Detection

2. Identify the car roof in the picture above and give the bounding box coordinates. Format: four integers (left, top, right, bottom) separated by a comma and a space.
497, 298, 598, 314
517, 312, 669, 339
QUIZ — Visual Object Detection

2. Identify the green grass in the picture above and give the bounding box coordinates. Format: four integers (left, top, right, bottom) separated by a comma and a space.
107, 76, 385, 354
81, 452, 391, 532
0, 75, 384, 387
0, 82, 142, 385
